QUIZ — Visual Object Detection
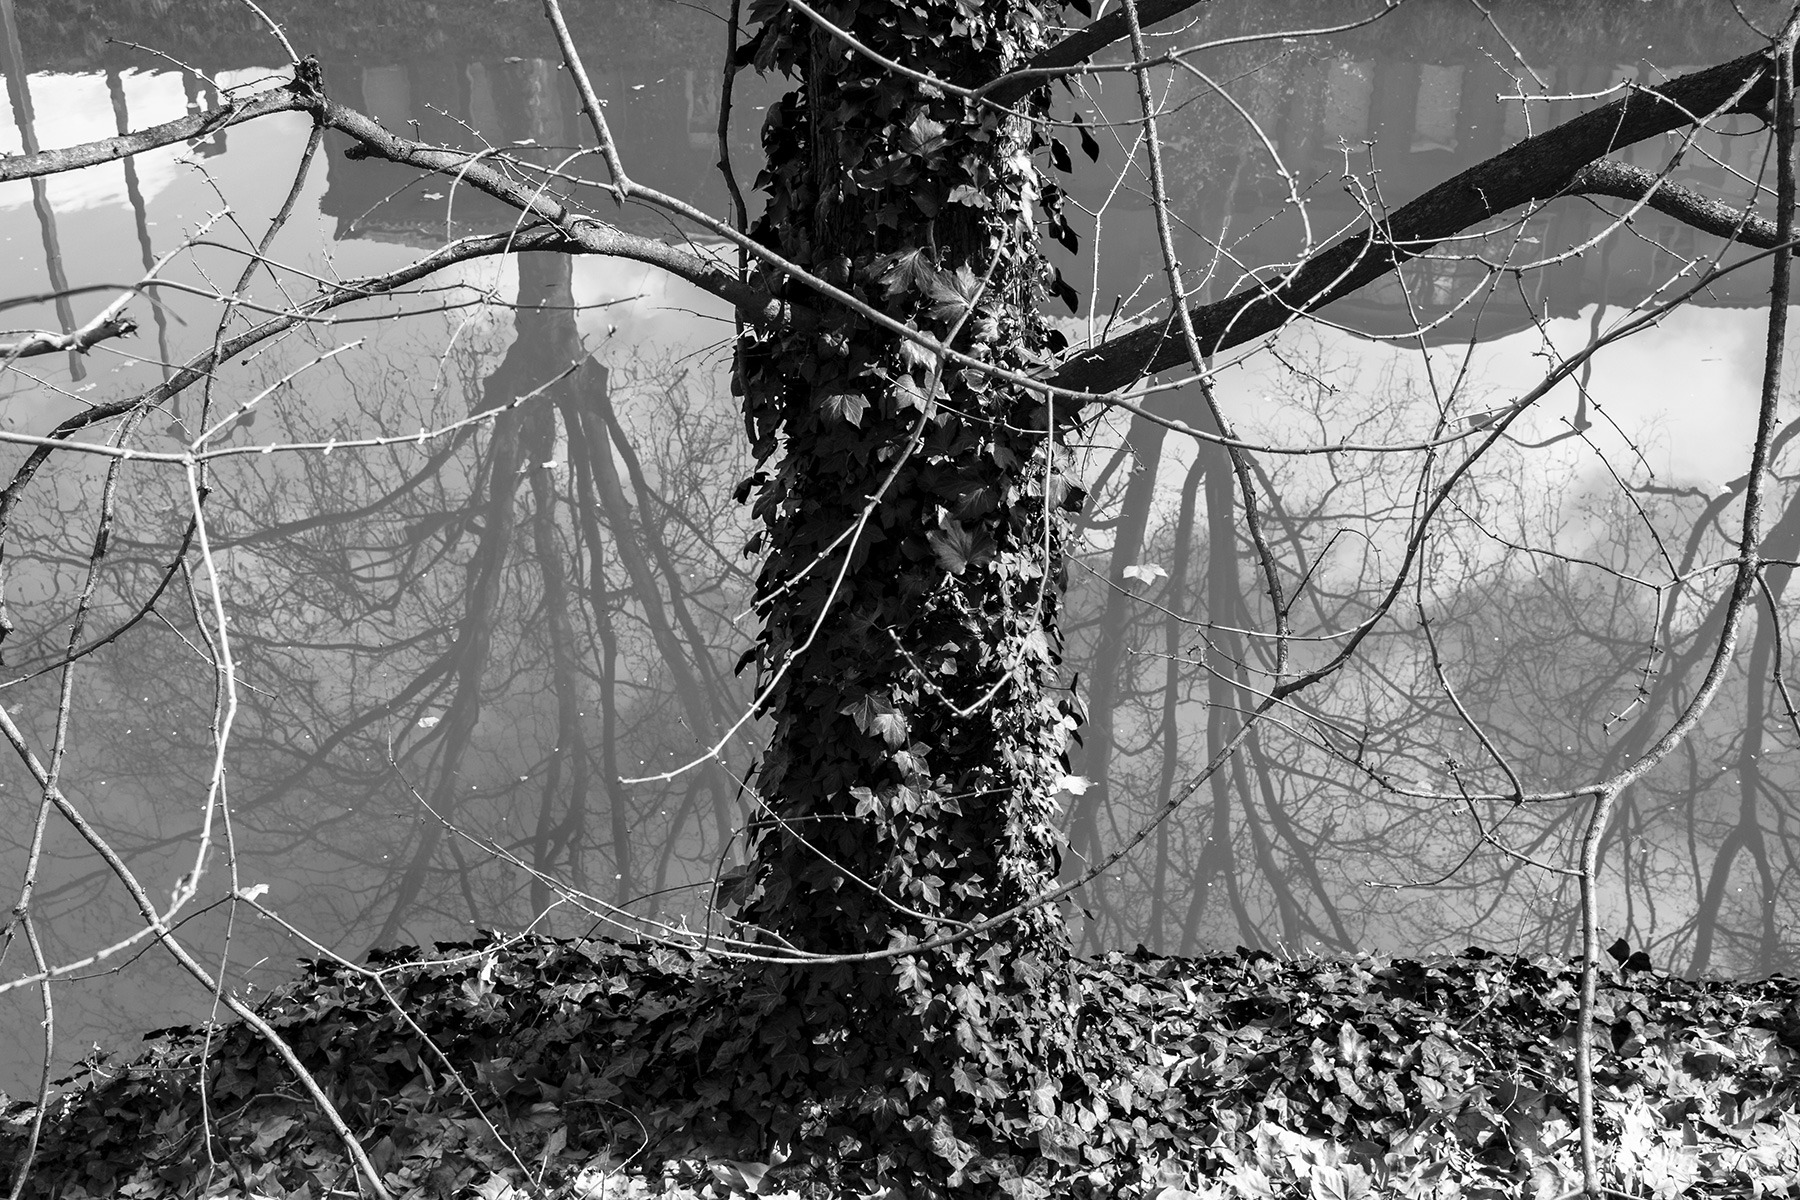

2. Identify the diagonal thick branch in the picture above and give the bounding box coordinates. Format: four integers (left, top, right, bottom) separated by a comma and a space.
1046, 47, 1784, 395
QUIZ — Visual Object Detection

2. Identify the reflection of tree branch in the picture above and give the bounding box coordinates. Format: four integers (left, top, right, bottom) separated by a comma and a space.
0, 227, 573, 567
566, 417, 641, 907
569, 368, 740, 844
590, 387, 737, 700
209, 440, 468, 549
1244, 725, 1353, 950
1068, 414, 1165, 949
526, 447, 594, 917
1148, 456, 1202, 949
367, 398, 523, 952
1693, 560, 1787, 975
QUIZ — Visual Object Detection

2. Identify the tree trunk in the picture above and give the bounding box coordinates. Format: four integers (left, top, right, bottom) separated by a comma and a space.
736, 2, 1075, 977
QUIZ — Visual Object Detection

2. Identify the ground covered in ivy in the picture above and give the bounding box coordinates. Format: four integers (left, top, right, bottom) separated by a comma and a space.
3, 938, 1797, 1199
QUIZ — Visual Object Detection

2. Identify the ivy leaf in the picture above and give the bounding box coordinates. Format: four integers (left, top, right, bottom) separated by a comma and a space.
927, 1116, 976, 1172
710, 1157, 775, 1196
716, 863, 758, 909
877, 247, 934, 298
1309, 1166, 1352, 1200
896, 375, 931, 411
903, 111, 947, 156
1225, 1165, 1277, 1200
817, 389, 869, 427
474, 1176, 523, 1200
899, 337, 938, 373
947, 182, 990, 208
929, 521, 996, 574
731, 24, 768, 67
871, 710, 909, 748
1050, 138, 1072, 172
1122, 562, 1168, 586
926, 263, 981, 322
842, 694, 910, 748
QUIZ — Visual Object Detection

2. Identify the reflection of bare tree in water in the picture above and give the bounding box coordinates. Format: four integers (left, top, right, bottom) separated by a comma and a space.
1066, 334, 1800, 973
285, 56, 753, 950
366, 245, 748, 949
0, 57, 756, 1018
4, 276, 754, 981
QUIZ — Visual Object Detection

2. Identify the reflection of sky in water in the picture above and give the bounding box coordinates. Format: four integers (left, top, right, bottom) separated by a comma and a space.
1198, 303, 1775, 502
0, 69, 278, 210
1495, 303, 1772, 493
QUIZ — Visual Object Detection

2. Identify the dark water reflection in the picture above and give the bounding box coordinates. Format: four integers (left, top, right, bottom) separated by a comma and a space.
0, 0, 1794, 1093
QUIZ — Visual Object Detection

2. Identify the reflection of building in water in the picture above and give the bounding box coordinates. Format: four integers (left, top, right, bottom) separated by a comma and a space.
317, 53, 777, 249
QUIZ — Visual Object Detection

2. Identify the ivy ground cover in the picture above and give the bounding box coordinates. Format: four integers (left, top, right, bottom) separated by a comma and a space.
3, 939, 1797, 1199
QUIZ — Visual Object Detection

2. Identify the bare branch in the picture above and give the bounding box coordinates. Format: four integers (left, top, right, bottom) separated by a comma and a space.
0, 312, 136, 361
0, 86, 306, 184
1569, 157, 1790, 248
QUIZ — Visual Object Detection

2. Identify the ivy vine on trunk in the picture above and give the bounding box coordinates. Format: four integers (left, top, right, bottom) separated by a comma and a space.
720, 16, 1094, 1144
732, 0, 1082, 1033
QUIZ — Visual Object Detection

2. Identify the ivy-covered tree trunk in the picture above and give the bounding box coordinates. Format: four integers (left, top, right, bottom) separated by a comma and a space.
736, 0, 1079, 973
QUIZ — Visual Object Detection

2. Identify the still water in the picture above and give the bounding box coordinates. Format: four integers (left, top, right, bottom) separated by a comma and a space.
0, 0, 1794, 1094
